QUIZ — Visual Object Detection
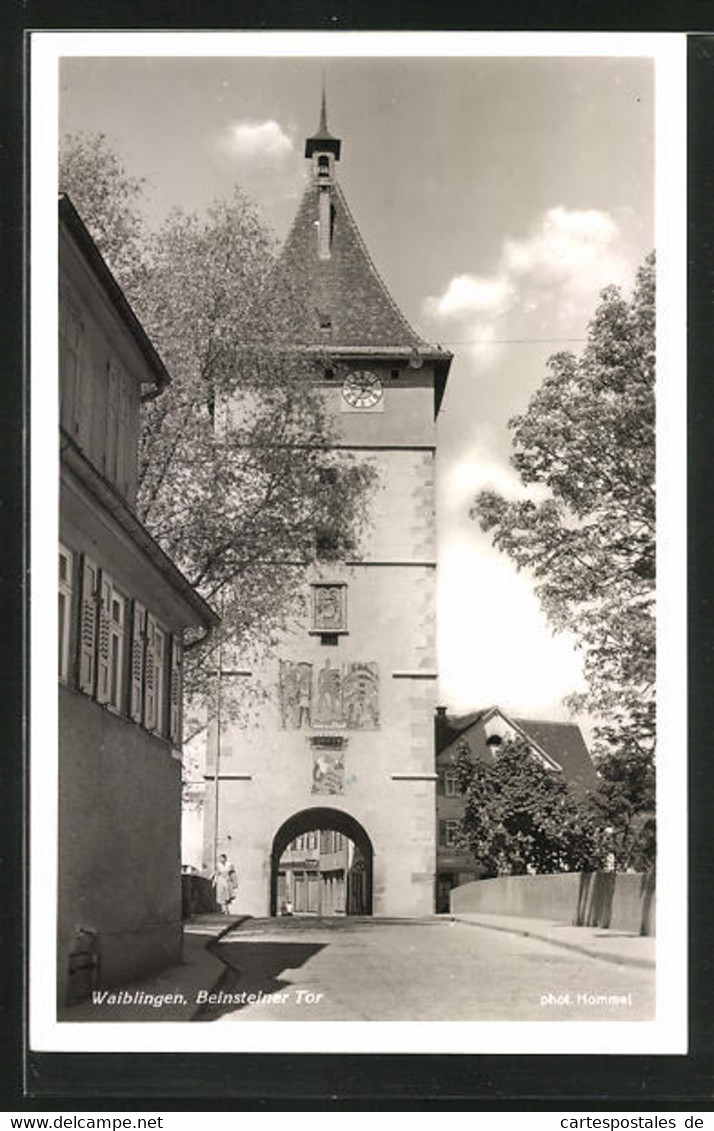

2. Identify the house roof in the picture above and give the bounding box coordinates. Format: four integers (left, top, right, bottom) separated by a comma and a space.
59, 193, 170, 395
513, 718, 599, 791
436, 705, 598, 792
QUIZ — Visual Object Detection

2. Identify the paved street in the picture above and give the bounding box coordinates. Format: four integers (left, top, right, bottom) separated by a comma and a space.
61, 914, 654, 1024
197, 916, 654, 1023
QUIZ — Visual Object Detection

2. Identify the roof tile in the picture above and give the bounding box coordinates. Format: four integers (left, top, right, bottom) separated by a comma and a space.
266, 181, 440, 351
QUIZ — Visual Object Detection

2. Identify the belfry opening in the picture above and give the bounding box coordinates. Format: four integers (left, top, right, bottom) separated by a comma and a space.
270, 808, 374, 917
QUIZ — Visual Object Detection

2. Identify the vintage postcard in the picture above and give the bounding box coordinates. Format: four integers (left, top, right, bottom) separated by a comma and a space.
30, 31, 686, 1056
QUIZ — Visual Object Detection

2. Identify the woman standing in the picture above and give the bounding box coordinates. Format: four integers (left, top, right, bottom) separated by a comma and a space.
212, 853, 237, 915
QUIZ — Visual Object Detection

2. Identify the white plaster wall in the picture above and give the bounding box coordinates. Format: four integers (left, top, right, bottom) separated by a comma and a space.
203, 370, 438, 916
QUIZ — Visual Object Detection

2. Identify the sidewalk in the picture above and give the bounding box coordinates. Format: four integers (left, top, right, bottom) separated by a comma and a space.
451, 910, 655, 969
59, 916, 249, 1022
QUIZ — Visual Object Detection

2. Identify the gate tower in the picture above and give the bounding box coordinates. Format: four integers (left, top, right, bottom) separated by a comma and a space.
202, 94, 452, 916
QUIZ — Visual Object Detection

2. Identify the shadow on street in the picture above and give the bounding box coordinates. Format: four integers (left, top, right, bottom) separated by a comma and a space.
193, 939, 325, 1021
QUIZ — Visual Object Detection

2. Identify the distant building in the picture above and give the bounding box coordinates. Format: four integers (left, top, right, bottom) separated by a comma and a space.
434, 705, 598, 912
277, 829, 353, 916
58, 195, 218, 1005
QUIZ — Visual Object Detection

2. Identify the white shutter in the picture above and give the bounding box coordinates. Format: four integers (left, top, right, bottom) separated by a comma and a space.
78, 556, 98, 695
95, 574, 112, 704
129, 601, 146, 722
169, 634, 183, 746
143, 612, 157, 731
154, 627, 166, 735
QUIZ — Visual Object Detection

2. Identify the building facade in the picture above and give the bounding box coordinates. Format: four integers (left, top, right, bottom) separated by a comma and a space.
434, 705, 599, 912
276, 828, 353, 916
202, 98, 452, 917
58, 195, 218, 1004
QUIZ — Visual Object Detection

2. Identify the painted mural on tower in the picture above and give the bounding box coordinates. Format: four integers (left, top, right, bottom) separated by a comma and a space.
279, 658, 380, 730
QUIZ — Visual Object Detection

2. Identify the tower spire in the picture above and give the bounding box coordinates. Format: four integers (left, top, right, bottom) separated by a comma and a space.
305, 88, 341, 161
319, 82, 328, 134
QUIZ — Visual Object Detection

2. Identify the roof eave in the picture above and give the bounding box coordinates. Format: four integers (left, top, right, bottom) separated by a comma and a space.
59, 193, 171, 395
305, 136, 341, 159
60, 430, 220, 630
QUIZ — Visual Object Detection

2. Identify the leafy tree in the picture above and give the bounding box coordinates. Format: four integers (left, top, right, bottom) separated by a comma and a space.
59, 133, 377, 747
585, 747, 656, 872
472, 254, 655, 762
59, 132, 149, 290
455, 737, 605, 876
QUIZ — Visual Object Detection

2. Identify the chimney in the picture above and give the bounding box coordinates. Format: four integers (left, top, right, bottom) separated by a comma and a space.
435, 705, 450, 754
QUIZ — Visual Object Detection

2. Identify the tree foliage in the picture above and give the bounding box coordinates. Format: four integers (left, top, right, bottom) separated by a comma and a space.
472, 254, 656, 761
59, 132, 149, 289
585, 747, 656, 872
455, 737, 605, 876
59, 132, 377, 741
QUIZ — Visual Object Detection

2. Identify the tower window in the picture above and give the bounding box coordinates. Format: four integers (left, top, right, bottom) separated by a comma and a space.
315, 526, 340, 560
318, 313, 332, 333
317, 155, 330, 176
318, 466, 338, 486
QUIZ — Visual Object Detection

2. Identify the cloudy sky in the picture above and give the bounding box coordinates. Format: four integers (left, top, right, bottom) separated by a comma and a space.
59, 48, 655, 720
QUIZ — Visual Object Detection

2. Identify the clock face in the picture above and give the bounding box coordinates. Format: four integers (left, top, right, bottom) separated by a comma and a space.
342, 369, 384, 409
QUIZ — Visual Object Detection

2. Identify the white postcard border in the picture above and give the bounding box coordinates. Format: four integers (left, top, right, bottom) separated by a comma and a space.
30, 29, 687, 1056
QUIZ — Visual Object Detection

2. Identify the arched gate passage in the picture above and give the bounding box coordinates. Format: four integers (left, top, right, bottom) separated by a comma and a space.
270, 807, 374, 917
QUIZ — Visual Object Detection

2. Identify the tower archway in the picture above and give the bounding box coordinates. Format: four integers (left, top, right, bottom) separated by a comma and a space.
270, 807, 374, 917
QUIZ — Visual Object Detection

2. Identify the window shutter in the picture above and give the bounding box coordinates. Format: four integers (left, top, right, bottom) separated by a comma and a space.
117, 375, 130, 497
144, 613, 157, 731
78, 555, 98, 695
96, 574, 112, 704
129, 601, 146, 722
105, 358, 119, 482
169, 634, 183, 747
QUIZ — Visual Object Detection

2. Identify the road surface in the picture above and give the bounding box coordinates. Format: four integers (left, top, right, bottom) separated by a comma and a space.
193, 916, 654, 1023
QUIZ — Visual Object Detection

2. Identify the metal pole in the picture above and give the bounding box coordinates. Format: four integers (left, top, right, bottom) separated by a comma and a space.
210, 635, 251, 882
212, 619, 223, 877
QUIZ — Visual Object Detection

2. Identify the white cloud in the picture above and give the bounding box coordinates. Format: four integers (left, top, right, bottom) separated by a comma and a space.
446, 452, 548, 507
424, 206, 631, 338
503, 206, 629, 293
427, 274, 513, 318
224, 120, 294, 161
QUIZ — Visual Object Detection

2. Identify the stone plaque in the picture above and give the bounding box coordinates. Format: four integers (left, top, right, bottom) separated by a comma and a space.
279, 660, 313, 729
312, 749, 345, 795
313, 584, 346, 632
343, 662, 379, 729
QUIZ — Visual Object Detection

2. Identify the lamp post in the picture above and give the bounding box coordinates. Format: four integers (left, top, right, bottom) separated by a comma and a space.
210, 631, 252, 875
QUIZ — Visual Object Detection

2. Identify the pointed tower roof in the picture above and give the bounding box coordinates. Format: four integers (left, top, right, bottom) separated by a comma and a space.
265, 95, 452, 411
276, 180, 438, 350
305, 87, 341, 158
